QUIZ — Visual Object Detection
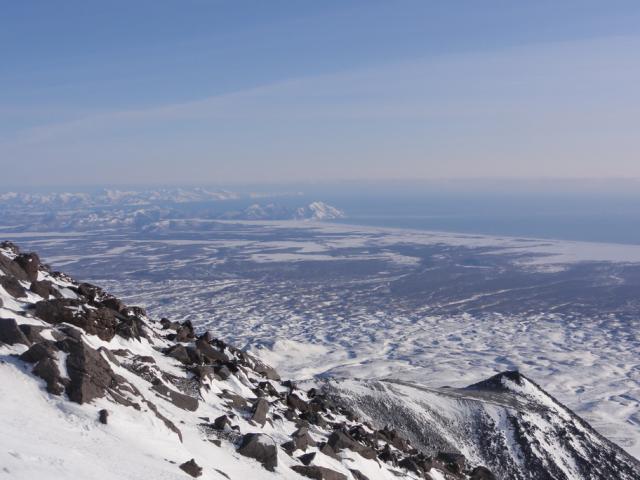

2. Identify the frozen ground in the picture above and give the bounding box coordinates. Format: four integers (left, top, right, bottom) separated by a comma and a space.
3, 220, 640, 459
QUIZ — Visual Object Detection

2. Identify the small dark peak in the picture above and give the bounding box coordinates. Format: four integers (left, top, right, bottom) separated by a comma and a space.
179, 458, 203, 478
466, 370, 525, 392
98, 409, 109, 424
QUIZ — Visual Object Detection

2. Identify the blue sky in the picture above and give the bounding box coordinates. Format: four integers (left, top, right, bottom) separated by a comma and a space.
2, 1, 640, 185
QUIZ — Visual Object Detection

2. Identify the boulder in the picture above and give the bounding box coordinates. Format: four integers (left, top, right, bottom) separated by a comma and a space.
14, 252, 40, 282
99, 409, 109, 424
151, 381, 199, 412
165, 344, 191, 364
437, 452, 466, 474
212, 415, 232, 431
18, 324, 46, 343
349, 469, 370, 480
195, 338, 229, 363
20, 341, 57, 363
0, 276, 27, 298
237, 433, 278, 471
326, 430, 376, 460
291, 465, 347, 480
470, 466, 496, 480
0, 317, 31, 346
251, 397, 270, 426
0, 255, 29, 281
33, 357, 66, 395
287, 393, 310, 413
60, 336, 123, 404
29, 280, 55, 299
179, 459, 203, 478
34, 299, 119, 341
298, 452, 316, 466
291, 426, 316, 452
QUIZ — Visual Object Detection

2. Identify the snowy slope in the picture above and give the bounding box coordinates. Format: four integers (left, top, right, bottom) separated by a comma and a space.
326, 373, 640, 480
0, 242, 471, 480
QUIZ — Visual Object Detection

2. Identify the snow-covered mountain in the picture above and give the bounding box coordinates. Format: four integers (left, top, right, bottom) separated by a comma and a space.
294, 202, 346, 221
327, 376, 640, 480
1, 242, 638, 479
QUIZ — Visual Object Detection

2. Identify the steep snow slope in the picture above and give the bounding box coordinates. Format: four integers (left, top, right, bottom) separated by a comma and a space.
0, 242, 480, 480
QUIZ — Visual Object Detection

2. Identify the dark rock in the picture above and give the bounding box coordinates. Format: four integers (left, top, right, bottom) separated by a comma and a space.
160, 318, 180, 330
0, 276, 27, 298
237, 433, 278, 471
175, 321, 195, 342
99, 409, 109, 424
195, 338, 229, 363
326, 430, 376, 460
291, 426, 316, 452
34, 299, 119, 341
14, 252, 40, 282
291, 465, 347, 480
253, 360, 280, 381
221, 390, 248, 409
152, 381, 199, 411
18, 324, 46, 343
437, 452, 466, 474
470, 466, 497, 480
179, 458, 202, 478
213, 415, 232, 431
287, 393, 310, 412
165, 344, 191, 364
398, 457, 422, 475
349, 470, 370, 480
251, 397, 270, 426
100, 296, 125, 313
0, 254, 29, 281
0, 317, 31, 346
98, 347, 121, 367
318, 442, 339, 459
20, 341, 57, 363
116, 316, 146, 340
61, 336, 122, 404
298, 452, 316, 466
33, 357, 65, 395
29, 280, 55, 299
214, 469, 230, 479
378, 444, 396, 464
215, 364, 232, 380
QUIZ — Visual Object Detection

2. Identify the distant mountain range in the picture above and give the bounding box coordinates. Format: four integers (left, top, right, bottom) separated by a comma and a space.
0, 187, 346, 232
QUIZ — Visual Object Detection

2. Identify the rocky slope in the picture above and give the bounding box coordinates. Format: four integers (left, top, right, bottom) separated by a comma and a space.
0, 242, 637, 480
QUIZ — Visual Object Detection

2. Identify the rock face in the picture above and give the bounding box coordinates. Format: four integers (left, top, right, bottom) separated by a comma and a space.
237, 433, 278, 471
179, 459, 203, 478
0, 317, 31, 346
1, 242, 637, 480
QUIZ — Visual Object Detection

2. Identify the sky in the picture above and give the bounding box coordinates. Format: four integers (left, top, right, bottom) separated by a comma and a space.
1, 1, 640, 186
